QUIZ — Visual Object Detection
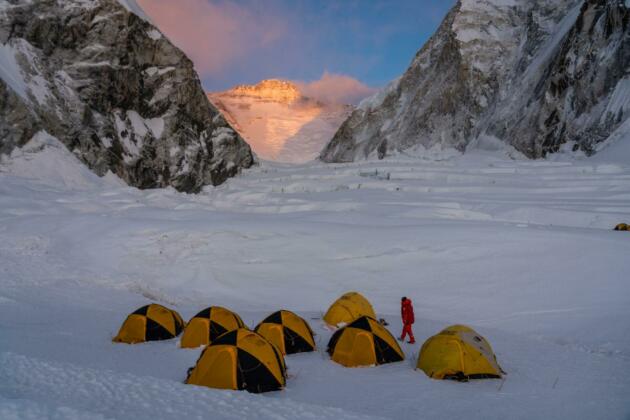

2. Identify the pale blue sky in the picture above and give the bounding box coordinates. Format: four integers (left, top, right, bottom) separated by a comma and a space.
141, 0, 455, 95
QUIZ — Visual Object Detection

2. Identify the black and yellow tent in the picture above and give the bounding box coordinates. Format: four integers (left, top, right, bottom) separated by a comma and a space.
614, 223, 629, 231
323, 292, 377, 327
327, 316, 404, 367
186, 328, 286, 393
254, 310, 315, 355
113, 303, 184, 344
180, 306, 244, 349
417, 325, 503, 381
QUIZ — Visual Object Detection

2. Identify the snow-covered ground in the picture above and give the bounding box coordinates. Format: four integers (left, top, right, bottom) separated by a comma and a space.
1, 137, 629, 419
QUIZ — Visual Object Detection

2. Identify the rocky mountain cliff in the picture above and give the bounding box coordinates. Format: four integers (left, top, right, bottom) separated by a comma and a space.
321, 0, 630, 162
210, 79, 352, 163
0, 0, 253, 192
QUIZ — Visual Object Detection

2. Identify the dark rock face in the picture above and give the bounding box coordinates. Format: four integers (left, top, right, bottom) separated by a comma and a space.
0, 0, 253, 192
321, 0, 630, 162
489, 0, 630, 157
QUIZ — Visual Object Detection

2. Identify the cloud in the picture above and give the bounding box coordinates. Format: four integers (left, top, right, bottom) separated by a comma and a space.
295, 72, 378, 105
136, 0, 287, 76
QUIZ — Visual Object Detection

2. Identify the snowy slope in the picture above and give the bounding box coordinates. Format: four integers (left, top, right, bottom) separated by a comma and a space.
322, 0, 630, 162
0, 131, 124, 190
1, 139, 629, 419
209, 80, 352, 163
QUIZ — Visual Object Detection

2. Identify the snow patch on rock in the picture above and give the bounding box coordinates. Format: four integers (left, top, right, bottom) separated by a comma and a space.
0, 41, 28, 100
358, 77, 400, 112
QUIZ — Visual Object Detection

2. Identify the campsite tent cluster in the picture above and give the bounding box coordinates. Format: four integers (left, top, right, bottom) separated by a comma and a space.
113, 292, 504, 393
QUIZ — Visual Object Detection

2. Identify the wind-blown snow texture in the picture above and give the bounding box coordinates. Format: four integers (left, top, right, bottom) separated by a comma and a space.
1, 134, 629, 419
0, 0, 253, 192
321, 0, 630, 162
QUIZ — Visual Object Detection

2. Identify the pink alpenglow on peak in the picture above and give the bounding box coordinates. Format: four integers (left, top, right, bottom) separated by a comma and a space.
209, 79, 353, 163
228, 79, 302, 103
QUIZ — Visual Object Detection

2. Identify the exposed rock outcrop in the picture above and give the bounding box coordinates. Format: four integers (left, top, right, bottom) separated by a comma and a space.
321, 0, 630, 162
0, 0, 253, 192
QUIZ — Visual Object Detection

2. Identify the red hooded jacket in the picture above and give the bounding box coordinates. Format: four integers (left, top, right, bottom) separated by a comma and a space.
401, 298, 414, 325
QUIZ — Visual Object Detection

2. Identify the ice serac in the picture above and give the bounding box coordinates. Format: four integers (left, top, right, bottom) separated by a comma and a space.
321, 0, 630, 162
209, 80, 352, 163
0, 0, 253, 192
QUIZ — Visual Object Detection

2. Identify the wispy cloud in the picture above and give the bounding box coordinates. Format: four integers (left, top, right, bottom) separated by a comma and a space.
137, 0, 287, 75
295, 72, 377, 105
135, 0, 452, 93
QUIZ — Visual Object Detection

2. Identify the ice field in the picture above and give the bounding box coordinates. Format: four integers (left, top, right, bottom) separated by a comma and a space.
1, 137, 629, 419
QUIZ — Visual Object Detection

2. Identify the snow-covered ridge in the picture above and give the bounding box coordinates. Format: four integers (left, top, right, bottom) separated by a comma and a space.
0, 42, 28, 101
357, 77, 401, 112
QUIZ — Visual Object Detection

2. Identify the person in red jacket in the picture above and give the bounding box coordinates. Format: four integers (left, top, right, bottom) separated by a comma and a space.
400, 297, 415, 344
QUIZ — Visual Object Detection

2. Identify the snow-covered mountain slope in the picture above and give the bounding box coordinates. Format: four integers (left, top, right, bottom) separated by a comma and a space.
0, 0, 253, 192
1, 140, 629, 419
209, 80, 352, 163
321, 0, 630, 162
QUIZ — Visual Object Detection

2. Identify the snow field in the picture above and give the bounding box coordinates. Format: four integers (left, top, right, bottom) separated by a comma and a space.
0, 141, 629, 419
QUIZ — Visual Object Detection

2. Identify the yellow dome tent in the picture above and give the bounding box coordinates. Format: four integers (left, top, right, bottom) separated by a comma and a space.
113, 303, 184, 344
323, 292, 376, 327
186, 328, 286, 393
614, 223, 629, 231
327, 316, 404, 367
417, 324, 504, 381
180, 306, 244, 349
254, 310, 315, 355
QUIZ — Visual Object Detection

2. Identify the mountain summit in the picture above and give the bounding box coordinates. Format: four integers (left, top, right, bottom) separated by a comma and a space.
209, 80, 352, 163
229, 79, 302, 103
321, 0, 630, 162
